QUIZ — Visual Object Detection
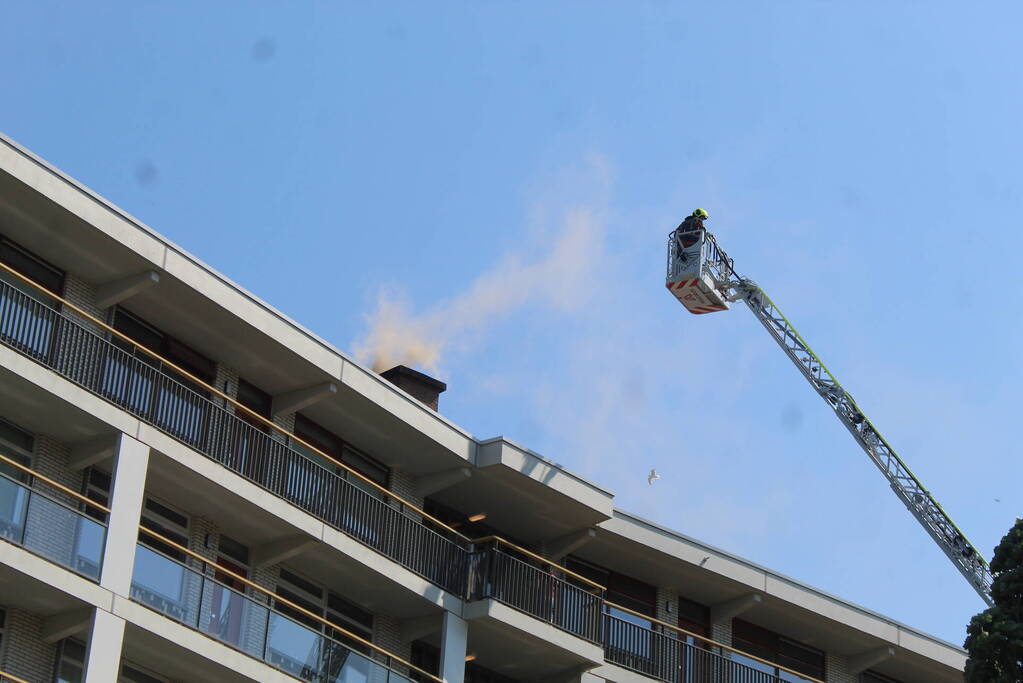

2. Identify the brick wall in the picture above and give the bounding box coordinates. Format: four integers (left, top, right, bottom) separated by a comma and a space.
62, 273, 106, 334
0, 608, 56, 682
826, 653, 856, 683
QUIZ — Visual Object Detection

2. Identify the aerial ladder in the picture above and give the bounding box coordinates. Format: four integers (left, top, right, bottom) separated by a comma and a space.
666, 226, 993, 606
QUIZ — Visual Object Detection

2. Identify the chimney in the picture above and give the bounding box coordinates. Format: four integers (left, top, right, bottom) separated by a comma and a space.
381, 365, 447, 411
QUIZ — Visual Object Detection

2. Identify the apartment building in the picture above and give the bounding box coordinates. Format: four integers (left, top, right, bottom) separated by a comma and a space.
0, 133, 966, 683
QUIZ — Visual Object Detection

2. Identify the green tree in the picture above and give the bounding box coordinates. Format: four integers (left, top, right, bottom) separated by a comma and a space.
964, 518, 1023, 682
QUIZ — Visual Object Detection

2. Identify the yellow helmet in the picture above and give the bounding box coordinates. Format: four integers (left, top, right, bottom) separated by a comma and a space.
692, 208, 709, 219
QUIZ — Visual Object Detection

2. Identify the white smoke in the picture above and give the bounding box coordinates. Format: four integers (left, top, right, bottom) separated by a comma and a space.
353, 157, 610, 374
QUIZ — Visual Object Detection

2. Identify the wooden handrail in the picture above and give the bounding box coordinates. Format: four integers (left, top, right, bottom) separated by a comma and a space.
603, 600, 826, 683
0, 261, 463, 539
136, 526, 442, 683
0, 452, 110, 514
0, 669, 32, 683
470, 536, 605, 591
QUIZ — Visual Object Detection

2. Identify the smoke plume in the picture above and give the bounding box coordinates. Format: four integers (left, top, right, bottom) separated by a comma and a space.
353, 158, 609, 374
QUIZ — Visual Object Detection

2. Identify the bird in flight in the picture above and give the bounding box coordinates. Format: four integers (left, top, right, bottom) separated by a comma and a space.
647, 469, 660, 485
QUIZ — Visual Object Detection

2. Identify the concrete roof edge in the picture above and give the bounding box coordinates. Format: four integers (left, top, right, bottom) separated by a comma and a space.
0, 132, 475, 440
476, 435, 616, 497
611, 508, 967, 655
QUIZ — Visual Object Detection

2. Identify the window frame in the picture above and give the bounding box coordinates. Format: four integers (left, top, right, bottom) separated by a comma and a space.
0, 417, 34, 482
275, 566, 374, 654
732, 618, 825, 681
0, 236, 65, 296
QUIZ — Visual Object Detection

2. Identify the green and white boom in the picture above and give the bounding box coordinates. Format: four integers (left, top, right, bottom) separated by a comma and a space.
665, 228, 993, 605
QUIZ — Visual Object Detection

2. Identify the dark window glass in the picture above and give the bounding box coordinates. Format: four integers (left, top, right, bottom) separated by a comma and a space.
112, 308, 215, 384
237, 379, 272, 417
327, 593, 373, 630
0, 417, 33, 482
0, 237, 64, 295
733, 619, 825, 680
145, 498, 189, 530
862, 672, 901, 683
565, 557, 655, 617
121, 664, 167, 683
0, 417, 34, 454
237, 378, 272, 434
294, 413, 342, 460
138, 498, 190, 562
275, 585, 323, 630
410, 641, 441, 681
82, 467, 111, 522
279, 568, 323, 600
218, 534, 250, 566
341, 444, 388, 487
112, 308, 215, 385
293, 413, 389, 490
678, 596, 710, 637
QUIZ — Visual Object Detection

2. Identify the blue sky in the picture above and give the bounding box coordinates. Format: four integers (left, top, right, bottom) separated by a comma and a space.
4, 2, 1021, 645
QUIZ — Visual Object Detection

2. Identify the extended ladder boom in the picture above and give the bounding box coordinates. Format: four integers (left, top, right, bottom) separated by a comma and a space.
665, 228, 992, 605
736, 280, 993, 605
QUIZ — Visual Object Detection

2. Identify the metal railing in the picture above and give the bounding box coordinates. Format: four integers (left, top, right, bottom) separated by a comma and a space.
131, 534, 436, 683
0, 277, 468, 595
666, 229, 736, 287
603, 603, 822, 683
0, 465, 106, 581
469, 541, 604, 643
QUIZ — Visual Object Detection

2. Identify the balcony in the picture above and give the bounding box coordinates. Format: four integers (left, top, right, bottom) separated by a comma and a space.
0, 276, 468, 596
469, 541, 603, 644
0, 460, 106, 581
131, 534, 437, 683
601, 608, 820, 683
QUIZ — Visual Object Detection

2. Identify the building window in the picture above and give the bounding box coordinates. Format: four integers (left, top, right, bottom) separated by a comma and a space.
0, 416, 34, 481
139, 496, 191, 561
732, 619, 825, 681
82, 467, 111, 522
273, 566, 374, 671
237, 379, 272, 432
678, 596, 710, 640
861, 671, 901, 683
293, 413, 388, 491
56, 638, 87, 683
0, 237, 64, 359
0, 236, 64, 295
567, 557, 658, 667
111, 308, 215, 385
120, 662, 169, 683
104, 308, 214, 446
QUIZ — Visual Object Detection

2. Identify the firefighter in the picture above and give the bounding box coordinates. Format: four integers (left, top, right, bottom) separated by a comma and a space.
678, 208, 709, 233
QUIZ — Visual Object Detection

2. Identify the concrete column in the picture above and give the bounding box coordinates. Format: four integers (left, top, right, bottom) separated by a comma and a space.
83, 608, 126, 683
439, 612, 467, 683
99, 433, 150, 596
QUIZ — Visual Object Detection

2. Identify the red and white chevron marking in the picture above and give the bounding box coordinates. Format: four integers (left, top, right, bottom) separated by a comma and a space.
666, 278, 727, 314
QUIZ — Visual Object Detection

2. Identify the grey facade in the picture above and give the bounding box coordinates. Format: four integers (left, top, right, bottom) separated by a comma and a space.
0, 134, 965, 683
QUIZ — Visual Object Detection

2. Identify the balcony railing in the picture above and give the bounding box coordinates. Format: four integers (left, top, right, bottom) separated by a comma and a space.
0, 464, 106, 581
0, 277, 468, 596
469, 541, 604, 643
603, 606, 821, 683
131, 533, 437, 683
